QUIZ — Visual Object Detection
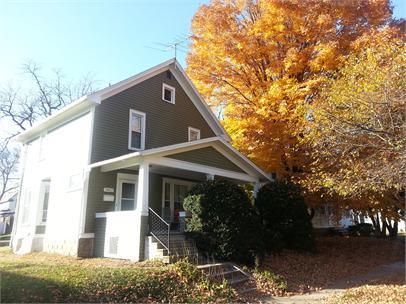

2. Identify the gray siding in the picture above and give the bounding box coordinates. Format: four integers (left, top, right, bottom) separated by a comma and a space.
84, 168, 137, 233
149, 173, 162, 214
166, 147, 245, 173
94, 218, 106, 257
91, 71, 216, 163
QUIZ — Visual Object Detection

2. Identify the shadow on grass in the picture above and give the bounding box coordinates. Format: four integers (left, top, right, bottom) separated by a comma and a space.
0, 271, 80, 303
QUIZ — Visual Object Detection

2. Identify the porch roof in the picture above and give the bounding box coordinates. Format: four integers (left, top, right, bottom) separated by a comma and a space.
88, 137, 271, 183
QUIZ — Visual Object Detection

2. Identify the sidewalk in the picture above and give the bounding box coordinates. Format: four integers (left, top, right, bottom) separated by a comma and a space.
264, 261, 405, 304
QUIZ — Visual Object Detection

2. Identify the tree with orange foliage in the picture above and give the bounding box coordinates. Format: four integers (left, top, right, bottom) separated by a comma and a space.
187, 0, 393, 179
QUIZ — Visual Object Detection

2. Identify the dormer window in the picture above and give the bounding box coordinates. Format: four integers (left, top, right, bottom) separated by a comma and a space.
188, 127, 201, 141
162, 83, 175, 104
128, 109, 146, 150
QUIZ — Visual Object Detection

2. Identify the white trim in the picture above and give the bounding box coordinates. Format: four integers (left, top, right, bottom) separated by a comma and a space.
136, 162, 149, 216
88, 136, 270, 181
128, 109, 146, 151
162, 83, 176, 104
89, 58, 230, 140
188, 127, 201, 142
115, 173, 138, 211
218, 138, 270, 180
90, 59, 176, 102
15, 97, 98, 143
172, 61, 231, 141
148, 156, 259, 183
79, 233, 95, 238
78, 169, 90, 236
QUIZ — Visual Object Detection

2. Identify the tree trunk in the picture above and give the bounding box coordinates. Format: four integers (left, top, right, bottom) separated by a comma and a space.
386, 220, 398, 238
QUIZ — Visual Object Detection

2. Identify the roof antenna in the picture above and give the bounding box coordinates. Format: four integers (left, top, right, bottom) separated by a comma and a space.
145, 35, 190, 64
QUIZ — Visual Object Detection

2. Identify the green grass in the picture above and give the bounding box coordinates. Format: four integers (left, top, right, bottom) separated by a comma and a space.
0, 247, 235, 303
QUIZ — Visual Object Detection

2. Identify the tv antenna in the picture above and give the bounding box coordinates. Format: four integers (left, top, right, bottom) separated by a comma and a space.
145, 35, 190, 60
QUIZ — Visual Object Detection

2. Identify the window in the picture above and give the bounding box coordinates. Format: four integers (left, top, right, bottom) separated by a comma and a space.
116, 173, 138, 211
128, 109, 146, 150
38, 180, 51, 225
21, 189, 32, 224
188, 127, 201, 141
162, 83, 175, 104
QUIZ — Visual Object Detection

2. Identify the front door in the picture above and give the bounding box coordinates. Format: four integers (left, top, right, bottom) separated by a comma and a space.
116, 174, 138, 211
162, 178, 194, 228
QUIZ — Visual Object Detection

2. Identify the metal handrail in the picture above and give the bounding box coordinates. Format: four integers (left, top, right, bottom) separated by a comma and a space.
149, 207, 170, 255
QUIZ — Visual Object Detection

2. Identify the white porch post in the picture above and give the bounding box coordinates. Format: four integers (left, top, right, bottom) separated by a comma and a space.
135, 161, 149, 261
136, 161, 149, 216
253, 182, 261, 198
206, 173, 215, 181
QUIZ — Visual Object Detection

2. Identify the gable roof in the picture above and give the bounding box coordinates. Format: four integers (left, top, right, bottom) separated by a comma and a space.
89, 136, 271, 182
15, 58, 230, 143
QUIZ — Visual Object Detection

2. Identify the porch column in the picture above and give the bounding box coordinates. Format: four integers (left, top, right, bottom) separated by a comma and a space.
136, 161, 150, 261
253, 182, 261, 198
206, 173, 215, 181
136, 161, 149, 216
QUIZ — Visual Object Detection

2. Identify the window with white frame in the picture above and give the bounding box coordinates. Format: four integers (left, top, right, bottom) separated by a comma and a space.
188, 127, 201, 141
21, 189, 32, 224
162, 83, 175, 104
128, 109, 146, 150
38, 180, 51, 225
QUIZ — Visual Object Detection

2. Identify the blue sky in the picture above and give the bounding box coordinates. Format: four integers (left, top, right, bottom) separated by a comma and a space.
0, 0, 405, 88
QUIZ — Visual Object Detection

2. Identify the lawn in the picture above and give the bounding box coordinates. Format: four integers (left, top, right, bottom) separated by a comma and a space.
0, 247, 234, 303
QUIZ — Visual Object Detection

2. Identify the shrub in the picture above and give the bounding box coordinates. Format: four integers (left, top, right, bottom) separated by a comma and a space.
183, 180, 259, 265
255, 181, 315, 253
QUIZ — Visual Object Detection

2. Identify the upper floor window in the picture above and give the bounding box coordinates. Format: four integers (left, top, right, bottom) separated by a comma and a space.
128, 109, 146, 150
162, 83, 175, 104
188, 127, 201, 141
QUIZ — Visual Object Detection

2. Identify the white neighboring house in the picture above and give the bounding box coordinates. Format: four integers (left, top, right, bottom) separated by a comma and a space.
0, 192, 17, 235
11, 59, 270, 261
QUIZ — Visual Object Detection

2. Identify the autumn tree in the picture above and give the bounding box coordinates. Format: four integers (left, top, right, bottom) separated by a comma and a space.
301, 30, 405, 235
187, 0, 393, 178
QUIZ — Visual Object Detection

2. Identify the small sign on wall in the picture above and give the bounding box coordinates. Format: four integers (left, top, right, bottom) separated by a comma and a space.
103, 194, 115, 202
104, 187, 114, 193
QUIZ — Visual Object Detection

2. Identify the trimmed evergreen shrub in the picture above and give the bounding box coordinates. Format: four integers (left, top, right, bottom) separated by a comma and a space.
183, 179, 259, 265
255, 181, 315, 253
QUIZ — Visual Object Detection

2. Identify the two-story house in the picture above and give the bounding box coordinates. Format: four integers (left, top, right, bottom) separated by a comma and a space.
11, 59, 270, 262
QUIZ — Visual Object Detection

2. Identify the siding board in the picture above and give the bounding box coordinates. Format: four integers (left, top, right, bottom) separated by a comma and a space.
91, 71, 216, 163
166, 147, 245, 173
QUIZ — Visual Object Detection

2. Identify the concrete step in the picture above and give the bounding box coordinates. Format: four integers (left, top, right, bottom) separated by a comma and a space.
198, 262, 251, 286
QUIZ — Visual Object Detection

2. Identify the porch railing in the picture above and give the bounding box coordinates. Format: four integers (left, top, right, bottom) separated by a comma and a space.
148, 207, 170, 255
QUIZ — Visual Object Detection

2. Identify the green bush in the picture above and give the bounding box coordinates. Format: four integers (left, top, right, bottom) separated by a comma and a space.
183, 180, 259, 265
255, 181, 315, 253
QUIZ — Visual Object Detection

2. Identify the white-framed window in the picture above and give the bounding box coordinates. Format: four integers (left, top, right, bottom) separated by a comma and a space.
162, 83, 175, 104
128, 109, 146, 150
188, 127, 201, 141
21, 189, 32, 225
38, 180, 51, 225
115, 173, 138, 211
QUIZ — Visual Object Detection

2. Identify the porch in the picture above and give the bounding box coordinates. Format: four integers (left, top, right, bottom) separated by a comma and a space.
86, 138, 269, 261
